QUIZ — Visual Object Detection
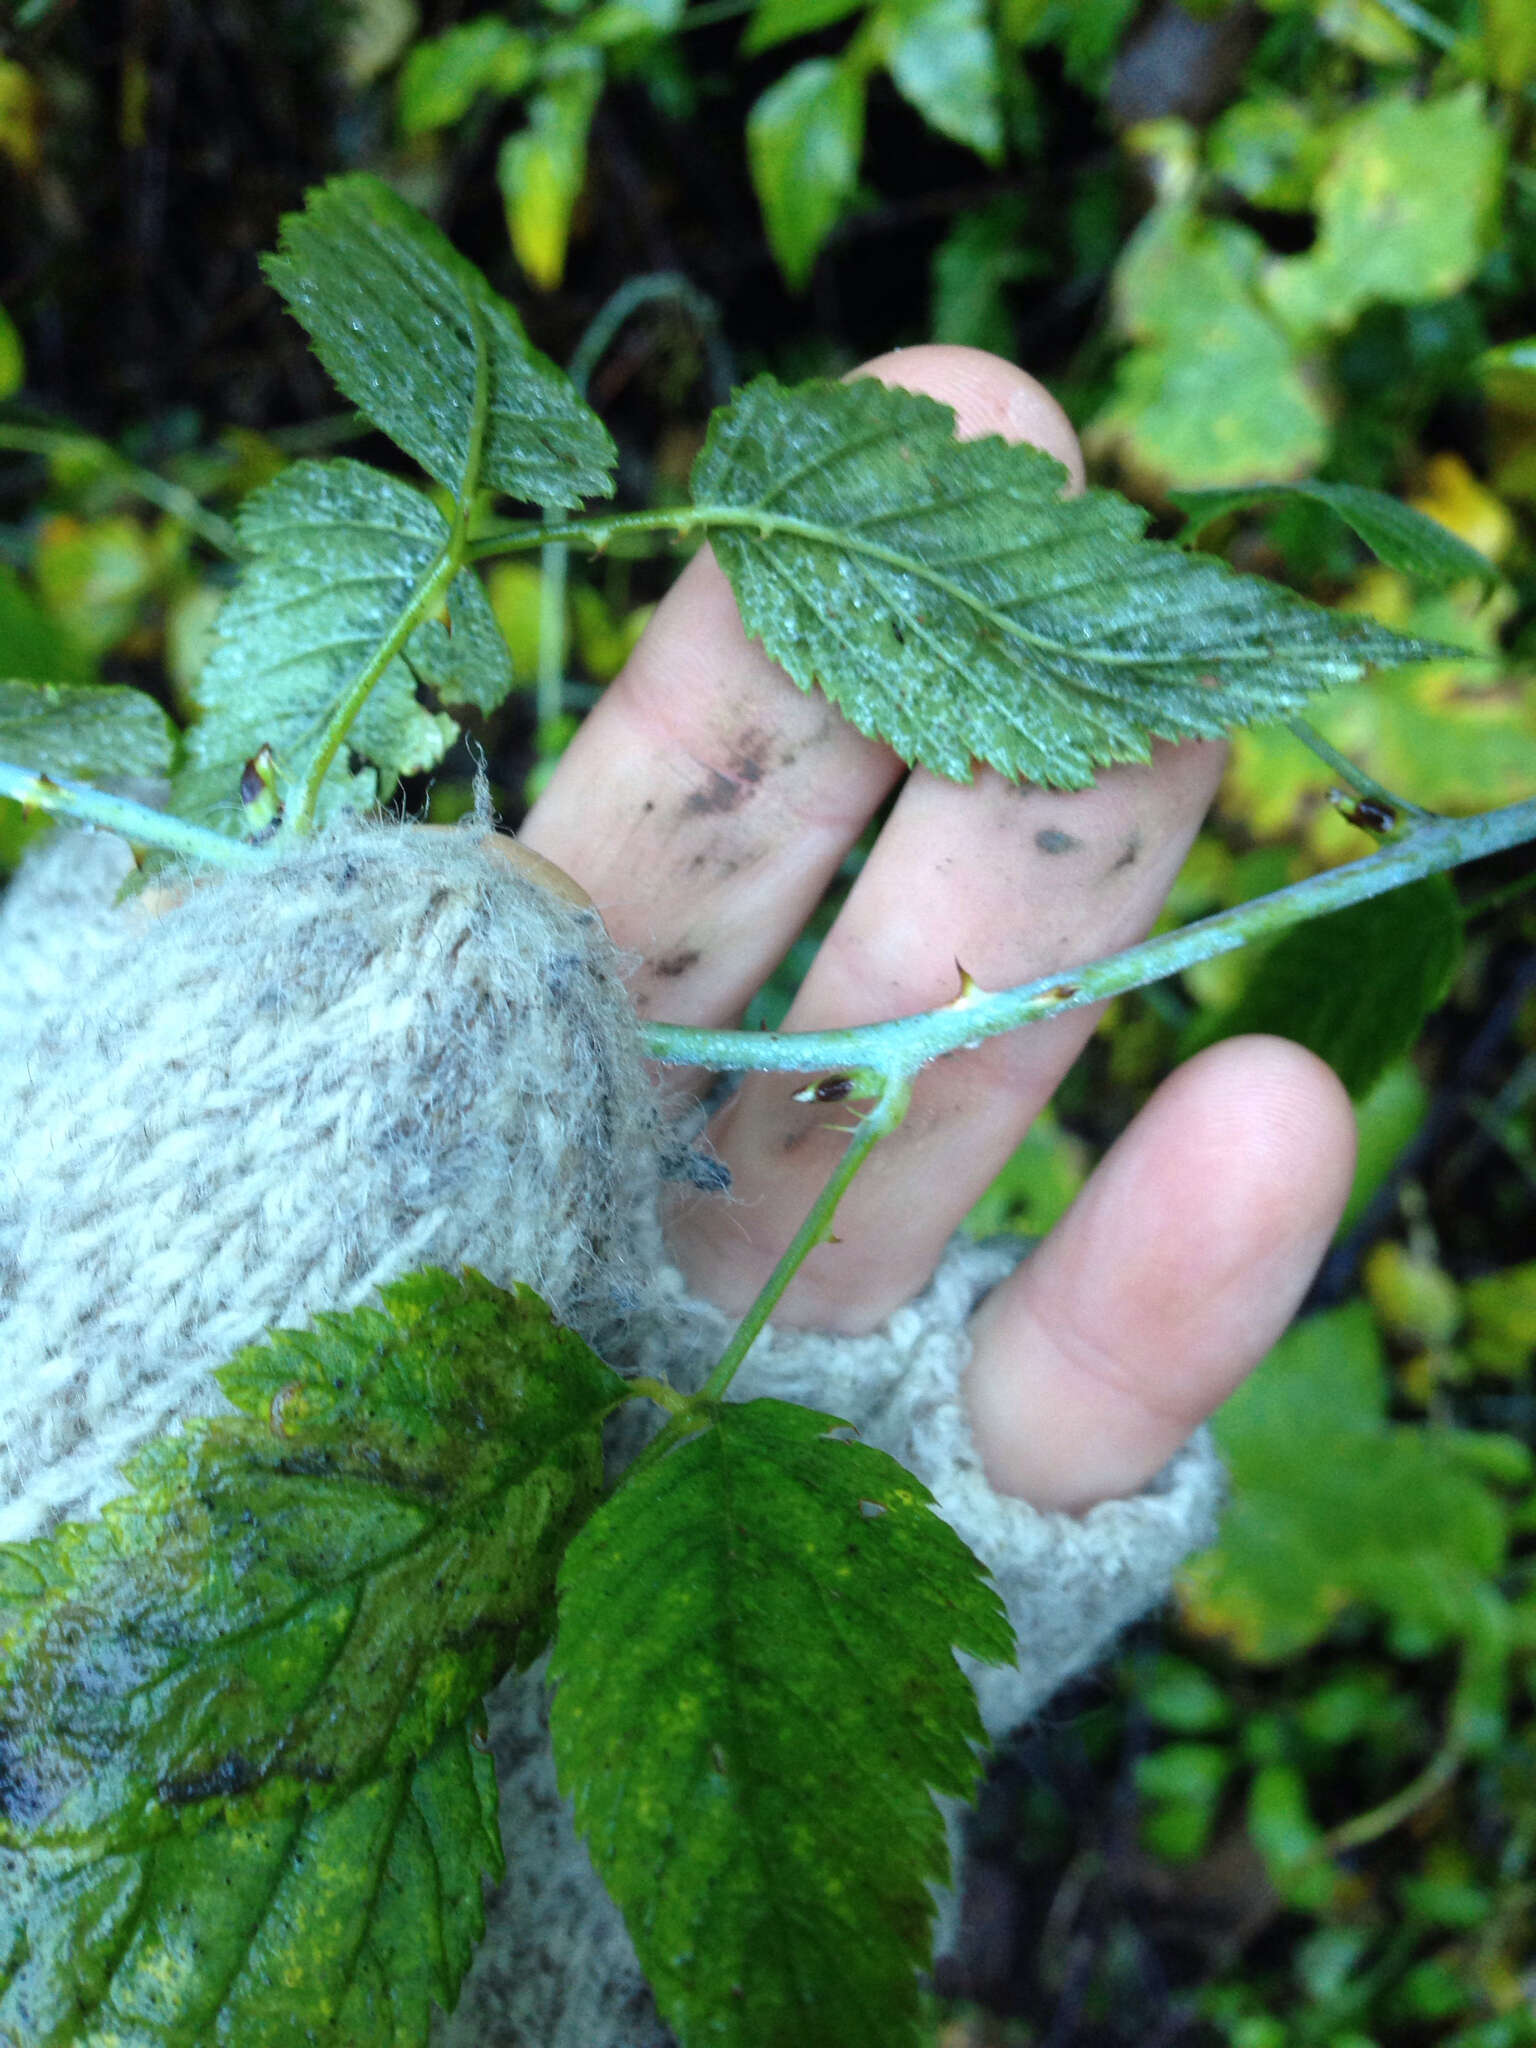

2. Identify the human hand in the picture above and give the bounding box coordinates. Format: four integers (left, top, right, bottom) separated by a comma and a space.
522, 344, 1358, 1516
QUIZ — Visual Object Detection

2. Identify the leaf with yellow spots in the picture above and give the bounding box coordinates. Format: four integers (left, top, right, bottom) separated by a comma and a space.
550, 1398, 1013, 2048
1263, 88, 1504, 337
0, 1270, 626, 1858
0, 1714, 502, 2048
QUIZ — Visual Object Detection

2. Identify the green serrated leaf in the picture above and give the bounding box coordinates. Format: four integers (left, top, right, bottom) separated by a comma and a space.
264, 173, 616, 507
1180, 1304, 1510, 1661
1187, 874, 1463, 1099
0, 1269, 626, 1850
0, 1714, 502, 2048
693, 377, 1447, 787
0, 680, 175, 782
1173, 481, 1500, 590
550, 1398, 1012, 2048
747, 60, 866, 292
169, 458, 512, 833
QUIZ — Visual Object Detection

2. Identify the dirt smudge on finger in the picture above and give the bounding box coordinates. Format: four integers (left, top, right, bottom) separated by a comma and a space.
1035, 826, 1083, 855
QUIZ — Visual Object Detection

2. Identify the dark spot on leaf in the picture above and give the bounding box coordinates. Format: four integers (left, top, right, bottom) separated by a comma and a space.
1035, 827, 1082, 855
158, 1753, 262, 1805
654, 950, 701, 979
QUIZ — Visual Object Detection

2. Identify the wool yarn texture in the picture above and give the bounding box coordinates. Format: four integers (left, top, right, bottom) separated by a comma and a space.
0, 817, 1225, 2048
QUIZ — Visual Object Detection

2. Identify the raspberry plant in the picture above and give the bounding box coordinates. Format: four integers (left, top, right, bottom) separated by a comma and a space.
2, 174, 1535, 2048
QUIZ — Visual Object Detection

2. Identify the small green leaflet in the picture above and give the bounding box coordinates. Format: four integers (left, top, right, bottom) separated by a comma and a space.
1172, 480, 1499, 591
0, 1715, 502, 2048
693, 378, 1449, 787
550, 1398, 1013, 2048
0, 1269, 627, 1853
171, 459, 513, 832
265, 173, 616, 507
0, 680, 175, 782
1186, 873, 1464, 1100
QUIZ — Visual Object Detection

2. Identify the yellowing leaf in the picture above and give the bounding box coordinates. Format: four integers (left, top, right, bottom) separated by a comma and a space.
497, 54, 603, 292
1409, 452, 1517, 568
1264, 88, 1504, 336
0, 59, 40, 173
1089, 204, 1329, 490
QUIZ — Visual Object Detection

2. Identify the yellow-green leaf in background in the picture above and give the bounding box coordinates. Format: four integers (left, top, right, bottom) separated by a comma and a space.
1088, 201, 1329, 489
32, 512, 184, 661
0, 566, 95, 685
398, 15, 535, 135
497, 51, 603, 291
747, 57, 866, 291
1464, 1263, 1536, 1376
0, 306, 23, 402
1180, 1303, 1511, 1661
1479, 0, 1536, 90
0, 58, 40, 174
1207, 93, 1333, 213
1264, 88, 1504, 337
880, 0, 1002, 162
1339, 1058, 1430, 1232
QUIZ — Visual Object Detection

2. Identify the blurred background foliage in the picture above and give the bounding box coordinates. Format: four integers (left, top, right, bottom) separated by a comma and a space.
3, 0, 1536, 2040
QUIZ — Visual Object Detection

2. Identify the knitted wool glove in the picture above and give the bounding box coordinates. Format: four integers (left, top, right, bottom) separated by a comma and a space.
0, 818, 1224, 2047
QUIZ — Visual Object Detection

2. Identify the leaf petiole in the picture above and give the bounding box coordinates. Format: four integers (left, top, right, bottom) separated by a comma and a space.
700, 1070, 914, 1401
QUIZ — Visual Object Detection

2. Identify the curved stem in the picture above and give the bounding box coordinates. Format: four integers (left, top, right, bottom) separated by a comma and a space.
640, 794, 1536, 1075
0, 763, 267, 869
700, 1071, 914, 1400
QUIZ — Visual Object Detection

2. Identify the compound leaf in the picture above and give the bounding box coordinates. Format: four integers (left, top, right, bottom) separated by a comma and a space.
0, 1268, 626, 1853
171, 459, 512, 834
0, 1714, 502, 2048
265, 173, 615, 507
0, 680, 175, 782
1173, 480, 1499, 590
693, 377, 1447, 787
550, 1398, 1013, 2048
